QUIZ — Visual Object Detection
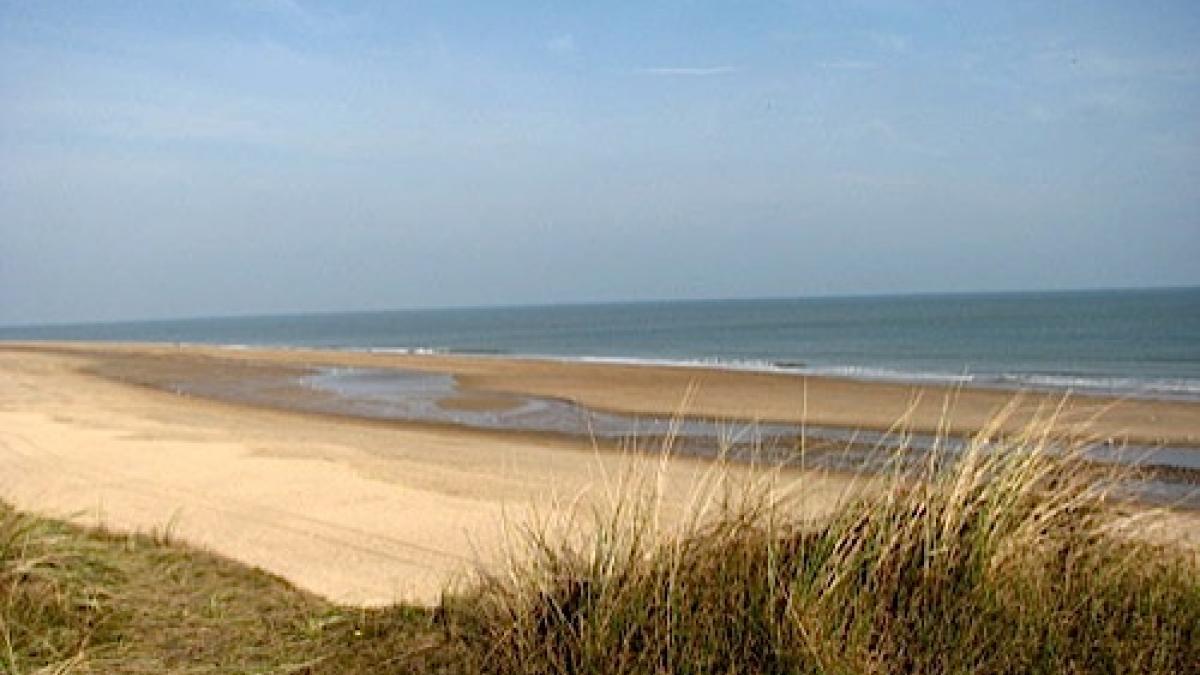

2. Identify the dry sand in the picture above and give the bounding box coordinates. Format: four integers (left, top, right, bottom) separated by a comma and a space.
0, 344, 856, 606
1, 342, 1197, 606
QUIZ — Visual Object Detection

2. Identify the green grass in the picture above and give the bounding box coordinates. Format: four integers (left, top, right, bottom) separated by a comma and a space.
0, 504, 448, 674
4, 416, 1199, 673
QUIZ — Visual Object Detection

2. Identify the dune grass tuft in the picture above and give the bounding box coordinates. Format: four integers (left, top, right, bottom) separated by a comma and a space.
440, 415, 1200, 674
1, 505, 118, 673
0, 503, 446, 674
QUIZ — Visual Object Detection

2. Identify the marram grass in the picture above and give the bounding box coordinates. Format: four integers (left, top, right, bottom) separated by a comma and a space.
439, 413, 1200, 674
0, 504, 443, 674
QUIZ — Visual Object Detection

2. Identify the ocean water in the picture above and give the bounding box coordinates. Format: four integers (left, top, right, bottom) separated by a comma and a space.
7, 287, 1200, 505
5, 287, 1199, 400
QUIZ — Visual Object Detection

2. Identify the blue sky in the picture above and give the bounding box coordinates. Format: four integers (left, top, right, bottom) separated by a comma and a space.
1, 0, 1198, 324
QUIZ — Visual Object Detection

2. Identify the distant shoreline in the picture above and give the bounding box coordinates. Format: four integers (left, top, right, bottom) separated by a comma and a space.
317, 347, 1200, 403
5, 336, 1200, 405
4, 283, 1198, 330
10, 340, 1200, 447
3, 287, 1197, 404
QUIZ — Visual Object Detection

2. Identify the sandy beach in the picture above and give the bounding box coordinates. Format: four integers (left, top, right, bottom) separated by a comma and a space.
40, 340, 1200, 445
1, 342, 1197, 606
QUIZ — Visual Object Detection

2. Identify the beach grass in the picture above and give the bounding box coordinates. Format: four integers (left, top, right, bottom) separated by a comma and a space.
0, 502, 447, 674
3, 414, 1199, 673
438, 414, 1200, 674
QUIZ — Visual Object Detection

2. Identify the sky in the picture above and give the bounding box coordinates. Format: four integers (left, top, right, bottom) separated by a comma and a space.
1, 1, 1198, 325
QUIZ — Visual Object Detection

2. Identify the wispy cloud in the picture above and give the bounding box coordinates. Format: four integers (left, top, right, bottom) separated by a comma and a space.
1026, 104, 1059, 124
848, 119, 946, 158
546, 34, 575, 54
833, 171, 923, 190
231, 0, 355, 34
867, 31, 911, 54
1032, 47, 1200, 82
637, 66, 737, 76
818, 59, 878, 71
234, 0, 316, 23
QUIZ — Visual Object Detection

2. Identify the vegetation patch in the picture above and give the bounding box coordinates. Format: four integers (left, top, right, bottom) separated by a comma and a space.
441, 423, 1200, 674
0, 504, 443, 674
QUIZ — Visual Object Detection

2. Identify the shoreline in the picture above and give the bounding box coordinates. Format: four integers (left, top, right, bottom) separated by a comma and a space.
18, 340, 1196, 446
51, 338, 1200, 403
352, 349, 1200, 403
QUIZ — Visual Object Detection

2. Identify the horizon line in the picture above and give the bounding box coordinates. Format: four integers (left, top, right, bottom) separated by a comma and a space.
1, 282, 1197, 331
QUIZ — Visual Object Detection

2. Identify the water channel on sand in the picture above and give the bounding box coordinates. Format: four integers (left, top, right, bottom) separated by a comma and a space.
173, 366, 1200, 509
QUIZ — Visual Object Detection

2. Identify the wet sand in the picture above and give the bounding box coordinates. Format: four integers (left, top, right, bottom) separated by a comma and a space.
1, 342, 1197, 606
36, 340, 1200, 446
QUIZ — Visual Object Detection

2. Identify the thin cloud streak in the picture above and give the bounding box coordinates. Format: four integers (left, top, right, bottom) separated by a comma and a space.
637, 66, 737, 76
547, 34, 575, 53
818, 59, 878, 70
231, 0, 357, 34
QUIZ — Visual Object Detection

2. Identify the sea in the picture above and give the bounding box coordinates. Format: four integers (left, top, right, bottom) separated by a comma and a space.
4, 286, 1199, 401
5, 286, 1200, 505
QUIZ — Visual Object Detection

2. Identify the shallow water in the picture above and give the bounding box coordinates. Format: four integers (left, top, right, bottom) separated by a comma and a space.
289, 367, 1200, 509
160, 363, 1200, 508
298, 367, 802, 442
